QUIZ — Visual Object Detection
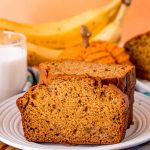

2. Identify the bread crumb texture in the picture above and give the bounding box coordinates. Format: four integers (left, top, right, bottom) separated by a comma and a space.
17, 76, 128, 145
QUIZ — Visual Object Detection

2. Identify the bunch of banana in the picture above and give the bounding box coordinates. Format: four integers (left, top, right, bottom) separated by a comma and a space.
0, 0, 121, 49
93, 0, 131, 43
0, 0, 131, 66
27, 42, 62, 66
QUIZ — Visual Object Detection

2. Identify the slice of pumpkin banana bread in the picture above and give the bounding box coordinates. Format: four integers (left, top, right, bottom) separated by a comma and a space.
17, 76, 129, 145
39, 60, 135, 127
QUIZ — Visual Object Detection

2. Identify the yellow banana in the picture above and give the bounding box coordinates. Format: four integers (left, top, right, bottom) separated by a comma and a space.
93, 0, 131, 43
27, 42, 62, 66
27, 0, 131, 66
0, 0, 121, 49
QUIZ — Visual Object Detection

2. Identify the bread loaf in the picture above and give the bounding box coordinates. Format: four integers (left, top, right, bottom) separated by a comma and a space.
17, 76, 129, 145
124, 31, 150, 80
39, 60, 136, 127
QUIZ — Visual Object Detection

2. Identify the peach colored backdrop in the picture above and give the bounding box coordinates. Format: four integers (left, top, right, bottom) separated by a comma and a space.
0, 0, 149, 42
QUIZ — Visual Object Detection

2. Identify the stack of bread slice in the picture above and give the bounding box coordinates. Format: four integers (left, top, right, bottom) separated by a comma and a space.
17, 60, 135, 145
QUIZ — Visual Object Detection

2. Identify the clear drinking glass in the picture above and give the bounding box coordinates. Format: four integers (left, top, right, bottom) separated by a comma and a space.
0, 31, 27, 102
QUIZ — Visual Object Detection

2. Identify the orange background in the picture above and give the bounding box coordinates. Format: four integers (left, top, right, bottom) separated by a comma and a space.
0, 0, 149, 42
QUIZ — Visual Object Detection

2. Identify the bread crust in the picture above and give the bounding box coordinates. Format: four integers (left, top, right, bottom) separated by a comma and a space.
124, 31, 150, 80
16, 86, 37, 113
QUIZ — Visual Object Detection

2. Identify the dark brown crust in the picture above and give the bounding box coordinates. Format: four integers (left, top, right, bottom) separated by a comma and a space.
16, 93, 28, 114
16, 86, 37, 113
100, 68, 135, 127
106, 84, 129, 141
125, 31, 150, 46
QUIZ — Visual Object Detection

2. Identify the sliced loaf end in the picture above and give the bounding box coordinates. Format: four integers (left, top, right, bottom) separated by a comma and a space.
17, 76, 129, 145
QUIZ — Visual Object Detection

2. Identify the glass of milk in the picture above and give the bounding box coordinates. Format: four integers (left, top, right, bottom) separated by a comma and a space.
0, 31, 27, 102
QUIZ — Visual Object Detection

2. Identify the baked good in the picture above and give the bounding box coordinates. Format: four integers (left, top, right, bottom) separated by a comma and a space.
59, 41, 131, 65
17, 76, 129, 145
39, 60, 136, 127
124, 31, 150, 80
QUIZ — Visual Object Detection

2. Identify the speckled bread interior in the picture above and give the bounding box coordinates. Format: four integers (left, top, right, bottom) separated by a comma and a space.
39, 60, 136, 127
17, 76, 129, 145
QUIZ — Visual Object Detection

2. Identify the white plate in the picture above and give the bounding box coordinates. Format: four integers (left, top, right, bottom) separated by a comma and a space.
136, 79, 150, 93
0, 92, 150, 150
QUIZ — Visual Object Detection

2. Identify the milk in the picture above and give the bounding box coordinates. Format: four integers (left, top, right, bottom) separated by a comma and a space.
0, 47, 27, 101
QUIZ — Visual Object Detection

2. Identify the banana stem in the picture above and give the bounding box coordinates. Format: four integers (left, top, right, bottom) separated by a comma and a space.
122, 0, 132, 6
80, 25, 91, 48
114, 0, 131, 26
